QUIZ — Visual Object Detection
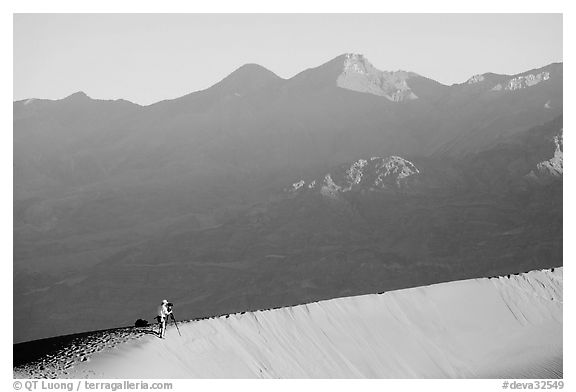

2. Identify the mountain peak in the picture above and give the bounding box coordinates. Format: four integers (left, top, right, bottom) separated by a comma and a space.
336, 53, 419, 101
234, 63, 276, 74
63, 91, 91, 101
213, 63, 282, 94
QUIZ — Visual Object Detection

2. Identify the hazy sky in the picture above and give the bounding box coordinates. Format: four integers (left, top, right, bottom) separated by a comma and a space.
14, 13, 562, 105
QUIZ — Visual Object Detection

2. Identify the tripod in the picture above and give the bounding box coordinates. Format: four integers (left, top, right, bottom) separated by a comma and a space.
170, 313, 182, 336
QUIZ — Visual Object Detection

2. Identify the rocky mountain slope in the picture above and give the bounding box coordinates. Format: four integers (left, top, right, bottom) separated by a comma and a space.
289, 155, 421, 196
336, 54, 420, 101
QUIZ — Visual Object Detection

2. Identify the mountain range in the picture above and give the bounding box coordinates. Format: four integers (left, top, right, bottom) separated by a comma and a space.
13, 54, 563, 343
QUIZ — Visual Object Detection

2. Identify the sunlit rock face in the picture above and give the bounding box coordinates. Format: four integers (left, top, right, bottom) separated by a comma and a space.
288, 155, 420, 198
489, 71, 551, 92
336, 54, 418, 102
467, 74, 485, 84
523, 128, 563, 183
505, 72, 550, 90
536, 130, 563, 177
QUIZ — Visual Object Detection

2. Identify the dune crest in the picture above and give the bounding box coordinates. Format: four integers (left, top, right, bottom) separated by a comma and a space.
15, 268, 562, 379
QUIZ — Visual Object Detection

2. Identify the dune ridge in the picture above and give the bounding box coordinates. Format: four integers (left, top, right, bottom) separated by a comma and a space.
15, 268, 562, 379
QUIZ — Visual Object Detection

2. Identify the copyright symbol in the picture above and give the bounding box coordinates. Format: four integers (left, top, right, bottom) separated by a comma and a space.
13, 381, 22, 390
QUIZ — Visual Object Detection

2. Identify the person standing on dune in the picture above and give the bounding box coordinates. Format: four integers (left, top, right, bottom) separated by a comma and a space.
156, 299, 172, 339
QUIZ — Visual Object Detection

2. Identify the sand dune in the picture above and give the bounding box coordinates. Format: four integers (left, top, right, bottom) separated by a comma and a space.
14, 268, 562, 379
